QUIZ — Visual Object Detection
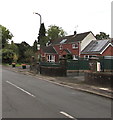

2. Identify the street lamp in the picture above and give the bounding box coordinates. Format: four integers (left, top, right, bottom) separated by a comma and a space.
33, 12, 42, 62
33, 12, 42, 26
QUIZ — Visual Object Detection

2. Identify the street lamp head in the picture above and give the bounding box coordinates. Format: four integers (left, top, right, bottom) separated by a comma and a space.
33, 12, 42, 26
33, 12, 40, 16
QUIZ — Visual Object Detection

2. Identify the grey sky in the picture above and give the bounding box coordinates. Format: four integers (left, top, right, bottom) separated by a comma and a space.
0, 0, 112, 45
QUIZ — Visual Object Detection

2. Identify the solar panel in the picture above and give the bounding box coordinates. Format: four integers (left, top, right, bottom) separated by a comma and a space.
82, 40, 109, 53
92, 40, 108, 51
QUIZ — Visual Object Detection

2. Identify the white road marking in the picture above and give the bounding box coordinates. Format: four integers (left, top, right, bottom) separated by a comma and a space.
60, 111, 75, 119
6, 81, 36, 98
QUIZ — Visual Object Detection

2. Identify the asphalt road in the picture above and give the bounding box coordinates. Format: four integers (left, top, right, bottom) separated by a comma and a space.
2, 68, 112, 119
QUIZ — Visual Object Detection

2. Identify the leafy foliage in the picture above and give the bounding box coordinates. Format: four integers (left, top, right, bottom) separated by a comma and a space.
38, 23, 46, 46
47, 25, 66, 41
8, 41, 19, 54
33, 40, 38, 52
2, 49, 15, 63
37, 24, 66, 46
17, 41, 31, 63
95, 32, 110, 40
24, 48, 35, 63
0, 25, 13, 48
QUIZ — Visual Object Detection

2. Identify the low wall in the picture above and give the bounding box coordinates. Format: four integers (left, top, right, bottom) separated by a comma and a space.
40, 66, 67, 77
30, 64, 40, 74
84, 71, 113, 87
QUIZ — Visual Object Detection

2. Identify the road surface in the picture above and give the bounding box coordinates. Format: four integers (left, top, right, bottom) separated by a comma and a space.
2, 68, 112, 119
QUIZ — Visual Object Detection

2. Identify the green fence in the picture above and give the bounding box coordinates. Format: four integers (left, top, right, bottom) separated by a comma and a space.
40, 62, 60, 67
67, 58, 113, 71
40, 58, 113, 71
67, 59, 90, 70
99, 59, 113, 70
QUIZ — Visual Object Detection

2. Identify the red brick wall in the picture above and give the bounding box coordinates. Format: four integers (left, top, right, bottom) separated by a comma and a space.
53, 43, 79, 56
102, 45, 113, 56
40, 49, 59, 62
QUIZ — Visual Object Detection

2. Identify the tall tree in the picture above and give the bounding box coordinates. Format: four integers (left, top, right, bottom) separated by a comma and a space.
95, 32, 110, 40
0, 25, 13, 48
32, 40, 38, 52
17, 41, 31, 63
38, 23, 46, 46
47, 25, 66, 41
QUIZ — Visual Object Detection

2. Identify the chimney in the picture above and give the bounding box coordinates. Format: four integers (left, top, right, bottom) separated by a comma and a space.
74, 31, 77, 35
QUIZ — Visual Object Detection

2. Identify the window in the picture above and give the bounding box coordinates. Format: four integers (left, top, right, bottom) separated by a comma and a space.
84, 55, 97, 59
72, 44, 78, 49
60, 39, 67, 44
59, 45, 63, 50
47, 55, 55, 62
84, 55, 89, 59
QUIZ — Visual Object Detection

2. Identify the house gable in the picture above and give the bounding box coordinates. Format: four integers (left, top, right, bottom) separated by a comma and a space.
51, 31, 95, 57
81, 39, 112, 56
101, 43, 113, 56
80, 32, 96, 51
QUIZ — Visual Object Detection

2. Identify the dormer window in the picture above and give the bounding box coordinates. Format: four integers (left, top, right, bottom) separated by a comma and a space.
72, 44, 78, 49
60, 39, 67, 44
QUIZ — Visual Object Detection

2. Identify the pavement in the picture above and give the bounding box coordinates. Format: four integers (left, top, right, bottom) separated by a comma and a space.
2, 65, 113, 99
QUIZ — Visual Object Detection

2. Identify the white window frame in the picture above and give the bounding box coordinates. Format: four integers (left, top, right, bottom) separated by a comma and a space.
47, 55, 55, 62
84, 55, 97, 59
72, 44, 78, 49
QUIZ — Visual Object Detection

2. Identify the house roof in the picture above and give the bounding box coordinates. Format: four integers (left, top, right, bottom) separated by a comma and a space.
41, 46, 57, 54
51, 31, 92, 45
81, 39, 111, 55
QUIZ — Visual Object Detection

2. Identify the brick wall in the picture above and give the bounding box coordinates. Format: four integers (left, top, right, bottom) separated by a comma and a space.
102, 45, 113, 56
54, 43, 79, 56
84, 71, 113, 87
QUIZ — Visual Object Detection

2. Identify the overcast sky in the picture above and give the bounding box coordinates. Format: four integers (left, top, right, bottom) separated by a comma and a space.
0, 0, 112, 45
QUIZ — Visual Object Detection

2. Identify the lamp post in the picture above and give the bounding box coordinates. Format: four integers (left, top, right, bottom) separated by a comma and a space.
33, 12, 42, 62
33, 12, 42, 26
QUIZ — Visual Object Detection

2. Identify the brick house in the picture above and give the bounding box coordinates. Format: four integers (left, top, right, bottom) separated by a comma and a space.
81, 39, 113, 58
40, 46, 59, 62
40, 31, 96, 62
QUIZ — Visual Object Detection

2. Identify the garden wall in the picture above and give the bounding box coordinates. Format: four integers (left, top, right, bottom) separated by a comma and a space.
84, 71, 113, 87
40, 66, 67, 77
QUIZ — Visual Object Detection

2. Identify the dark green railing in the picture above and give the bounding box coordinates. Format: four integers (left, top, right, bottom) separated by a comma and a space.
67, 59, 90, 70
40, 62, 60, 67
40, 57, 113, 71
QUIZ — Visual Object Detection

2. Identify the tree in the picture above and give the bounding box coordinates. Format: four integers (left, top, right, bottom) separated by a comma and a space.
24, 48, 34, 63
9, 41, 19, 54
2, 49, 15, 64
38, 23, 46, 46
0, 25, 13, 48
17, 41, 31, 63
47, 25, 66, 41
32, 40, 38, 52
8, 41, 19, 62
95, 32, 110, 40
2, 41, 19, 63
